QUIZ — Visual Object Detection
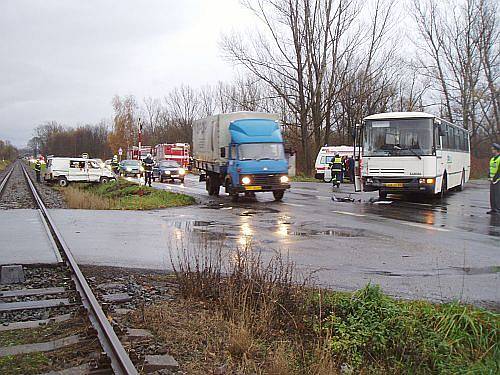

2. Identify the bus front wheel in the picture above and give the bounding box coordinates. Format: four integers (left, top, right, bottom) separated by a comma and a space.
440, 174, 447, 199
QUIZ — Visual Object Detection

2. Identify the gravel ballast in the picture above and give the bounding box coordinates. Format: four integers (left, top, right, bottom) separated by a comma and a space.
0, 162, 36, 209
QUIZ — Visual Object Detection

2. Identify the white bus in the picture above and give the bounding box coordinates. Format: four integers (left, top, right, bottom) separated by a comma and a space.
360, 112, 470, 199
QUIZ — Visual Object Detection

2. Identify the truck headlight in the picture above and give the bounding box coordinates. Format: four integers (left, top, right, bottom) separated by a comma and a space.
179, 168, 186, 175
242, 176, 251, 185
280, 175, 289, 183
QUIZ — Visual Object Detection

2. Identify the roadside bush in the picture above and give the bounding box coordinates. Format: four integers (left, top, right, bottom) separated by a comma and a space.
316, 285, 499, 373
61, 179, 194, 210
171, 242, 499, 374
470, 156, 489, 179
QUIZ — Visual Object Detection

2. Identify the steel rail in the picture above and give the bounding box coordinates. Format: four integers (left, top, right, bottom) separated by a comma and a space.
0, 164, 15, 197
20, 162, 138, 375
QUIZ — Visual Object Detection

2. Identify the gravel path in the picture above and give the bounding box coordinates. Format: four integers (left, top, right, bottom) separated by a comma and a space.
0, 162, 36, 209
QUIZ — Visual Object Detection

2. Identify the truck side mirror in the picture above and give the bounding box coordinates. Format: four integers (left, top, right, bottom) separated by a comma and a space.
220, 147, 226, 158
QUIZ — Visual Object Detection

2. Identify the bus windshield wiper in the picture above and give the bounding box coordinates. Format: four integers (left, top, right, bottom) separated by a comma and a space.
394, 145, 422, 160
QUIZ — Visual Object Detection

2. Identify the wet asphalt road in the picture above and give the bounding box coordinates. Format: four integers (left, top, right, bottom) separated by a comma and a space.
151, 175, 499, 307
47, 175, 499, 309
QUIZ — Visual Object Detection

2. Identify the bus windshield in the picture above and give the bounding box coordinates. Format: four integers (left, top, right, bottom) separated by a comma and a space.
363, 119, 433, 157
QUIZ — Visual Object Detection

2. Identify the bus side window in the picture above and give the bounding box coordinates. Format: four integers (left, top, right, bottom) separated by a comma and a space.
434, 125, 441, 149
442, 125, 448, 149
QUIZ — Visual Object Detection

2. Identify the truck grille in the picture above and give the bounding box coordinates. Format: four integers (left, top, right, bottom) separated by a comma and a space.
247, 174, 283, 185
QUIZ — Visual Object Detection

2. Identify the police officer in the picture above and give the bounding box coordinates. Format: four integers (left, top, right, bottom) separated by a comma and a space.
329, 153, 343, 188
111, 155, 119, 175
143, 153, 154, 187
34, 158, 42, 183
487, 143, 500, 215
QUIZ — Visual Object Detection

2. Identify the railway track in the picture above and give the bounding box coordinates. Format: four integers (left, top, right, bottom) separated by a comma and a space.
0, 161, 138, 374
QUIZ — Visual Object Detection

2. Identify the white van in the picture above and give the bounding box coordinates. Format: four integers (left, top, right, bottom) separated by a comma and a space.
314, 145, 354, 181
44, 157, 116, 187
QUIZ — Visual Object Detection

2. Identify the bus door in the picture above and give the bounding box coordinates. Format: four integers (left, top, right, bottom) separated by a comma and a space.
353, 123, 363, 192
435, 121, 445, 176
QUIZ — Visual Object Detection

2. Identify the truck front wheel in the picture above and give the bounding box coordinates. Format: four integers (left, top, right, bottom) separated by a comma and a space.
206, 175, 220, 196
273, 190, 285, 201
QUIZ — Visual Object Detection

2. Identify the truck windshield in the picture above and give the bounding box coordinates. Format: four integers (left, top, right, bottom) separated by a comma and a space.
363, 119, 433, 157
238, 143, 285, 161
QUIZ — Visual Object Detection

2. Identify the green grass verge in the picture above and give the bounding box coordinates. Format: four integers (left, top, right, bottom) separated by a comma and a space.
0, 352, 50, 375
314, 285, 499, 373
290, 174, 319, 182
65, 179, 195, 210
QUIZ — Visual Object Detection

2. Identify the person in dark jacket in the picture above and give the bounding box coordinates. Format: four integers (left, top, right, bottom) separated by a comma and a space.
111, 155, 119, 175
34, 158, 42, 183
487, 143, 500, 214
143, 154, 154, 187
329, 154, 343, 188
348, 156, 355, 183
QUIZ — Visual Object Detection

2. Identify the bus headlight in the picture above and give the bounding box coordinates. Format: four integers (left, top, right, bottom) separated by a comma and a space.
280, 175, 289, 183
419, 178, 435, 184
179, 168, 186, 175
242, 176, 251, 185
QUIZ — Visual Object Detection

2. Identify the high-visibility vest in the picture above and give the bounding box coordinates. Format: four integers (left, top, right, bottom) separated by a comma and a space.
34, 162, 41, 172
490, 155, 499, 183
331, 157, 343, 172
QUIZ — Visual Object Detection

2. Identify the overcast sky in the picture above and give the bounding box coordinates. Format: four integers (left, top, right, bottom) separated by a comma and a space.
0, 0, 255, 147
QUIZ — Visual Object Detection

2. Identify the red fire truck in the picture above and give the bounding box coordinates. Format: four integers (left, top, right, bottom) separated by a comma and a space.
154, 143, 190, 168
127, 146, 152, 160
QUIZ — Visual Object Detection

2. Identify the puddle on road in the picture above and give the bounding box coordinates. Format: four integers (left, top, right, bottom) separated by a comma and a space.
452, 266, 500, 275
287, 228, 362, 237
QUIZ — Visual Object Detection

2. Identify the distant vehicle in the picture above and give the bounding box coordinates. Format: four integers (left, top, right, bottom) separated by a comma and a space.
127, 146, 152, 161
153, 160, 186, 183
154, 143, 190, 169
44, 157, 115, 187
360, 112, 470, 198
315, 145, 354, 181
119, 159, 143, 177
192, 111, 290, 201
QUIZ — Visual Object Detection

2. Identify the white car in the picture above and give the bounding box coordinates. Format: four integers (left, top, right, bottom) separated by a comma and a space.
44, 157, 116, 187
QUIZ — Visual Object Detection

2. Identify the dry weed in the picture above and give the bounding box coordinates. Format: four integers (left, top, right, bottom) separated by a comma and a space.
227, 322, 255, 359
62, 186, 113, 209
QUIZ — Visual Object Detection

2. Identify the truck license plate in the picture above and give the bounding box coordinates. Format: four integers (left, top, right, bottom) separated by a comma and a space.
245, 186, 262, 191
385, 183, 403, 188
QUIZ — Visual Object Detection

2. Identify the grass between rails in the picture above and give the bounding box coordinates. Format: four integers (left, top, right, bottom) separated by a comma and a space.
60, 179, 195, 210
0, 160, 10, 172
132, 245, 499, 374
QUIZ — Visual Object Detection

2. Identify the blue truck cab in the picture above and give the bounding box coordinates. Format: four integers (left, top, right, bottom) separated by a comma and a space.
193, 112, 290, 201
225, 119, 290, 200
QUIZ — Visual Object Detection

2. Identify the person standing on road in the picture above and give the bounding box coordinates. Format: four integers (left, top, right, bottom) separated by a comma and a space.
143, 153, 154, 187
111, 155, 119, 175
487, 143, 500, 215
348, 156, 355, 183
329, 154, 343, 188
34, 158, 42, 183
